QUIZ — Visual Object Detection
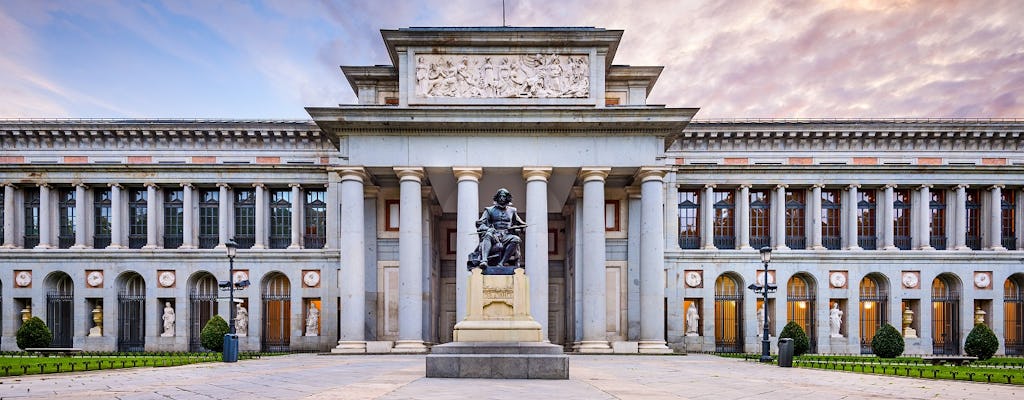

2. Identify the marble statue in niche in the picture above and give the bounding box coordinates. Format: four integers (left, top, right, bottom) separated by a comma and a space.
415, 54, 590, 98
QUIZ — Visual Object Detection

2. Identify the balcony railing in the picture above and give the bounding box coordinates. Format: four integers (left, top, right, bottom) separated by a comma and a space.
58, 235, 74, 249
234, 236, 255, 249
858, 235, 877, 250
128, 235, 146, 249
785, 235, 806, 250
679, 236, 700, 250
163, 235, 183, 249
894, 235, 912, 250
823, 236, 841, 250
1004, 236, 1017, 250
930, 236, 947, 250
965, 235, 981, 250
94, 235, 111, 249
713, 235, 735, 249
198, 235, 218, 249
750, 235, 770, 249
304, 235, 326, 249
268, 236, 290, 249
24, 235, 39, 249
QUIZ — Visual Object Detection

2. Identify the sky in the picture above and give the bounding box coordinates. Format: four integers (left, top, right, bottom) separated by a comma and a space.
1, 0, 1022, 120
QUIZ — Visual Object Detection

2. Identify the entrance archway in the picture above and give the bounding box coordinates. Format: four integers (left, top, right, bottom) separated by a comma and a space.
45, 272, 74, 348
117, 272, 146, 352
261, 272, 291, 352
714, 273, 743, 352
932, 274, 961, 355
859, 273, 888, 354
189, 272, 218, 351
787, 273, 816, 353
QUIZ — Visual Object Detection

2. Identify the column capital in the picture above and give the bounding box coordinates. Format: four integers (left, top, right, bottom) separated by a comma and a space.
252, 182, 266, 189
811, 183, 826, 189
579, 167, 611, 182
738, 184, 752, 190
917, 184, 933, 190
144, 182, 159, 189
775, 183, 788, 190
453, 167, 484, 182
0, 182, 14, 188
216, 182, 231, 189
108, 183, 123, 189
955, 183, 970, 190
704, 183, 717, 190
180, 182, 194, 189
289, 183, 302, 189
847, 183, 861, 190
883, 183, 898, 189
73, 182, 88, 189
394, 167, 425, 182
989, 184, 1005, 190
522, 167, 553, 182
625, 186, 642, 198
634, 166, 668, 183
363, 185, 380, 198
37, 182, 52, 189
334, 167, 369, 183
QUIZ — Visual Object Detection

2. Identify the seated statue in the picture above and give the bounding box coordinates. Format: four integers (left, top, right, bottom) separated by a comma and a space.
467, 188, 527, 274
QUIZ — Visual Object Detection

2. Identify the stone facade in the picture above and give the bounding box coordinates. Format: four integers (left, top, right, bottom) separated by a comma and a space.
1, 27, 1022, 356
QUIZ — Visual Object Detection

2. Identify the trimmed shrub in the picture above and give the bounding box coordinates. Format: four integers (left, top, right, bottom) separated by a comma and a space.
779, 321, 810, 356
200, 315, 230, 352
870, 323, 905, 358
16, 316, 53, 350
964, 323, 999, 360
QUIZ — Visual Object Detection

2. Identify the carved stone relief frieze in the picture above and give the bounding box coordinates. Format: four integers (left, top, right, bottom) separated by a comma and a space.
414, 54, 590, 99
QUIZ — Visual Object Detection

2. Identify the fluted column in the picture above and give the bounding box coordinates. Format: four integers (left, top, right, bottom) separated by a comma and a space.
72, 183, 88, 249
882, 184, 897, 250
579, 167, 612, 353
701, 184, 716, 250
453, 167, 482, 323
738, 184, 752, 250
774, 184, 789, 250
108, 183, 124, 249
953, 184, 969, 250
638, 167, 671, 353
810, 184, 825, 250
288, 184, 302, 249
524, 167, 552, 340
143, 183, 158, 249
252, 183, 266, 249
216, 183, 230, 249
989, 185, 1006, 251
845, 184, 862, 250
394, 167, 426, 352
36, 183, 52, 249
334, 168, 367, 353
2, 184, 15, 248
180, 183, 195, 249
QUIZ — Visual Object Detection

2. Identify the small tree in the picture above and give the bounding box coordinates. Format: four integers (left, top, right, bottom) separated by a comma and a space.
871, 323, 905, 358
17, 316, 53, 350
965, 323, 999, 360
779, 321, 810, 356
200, 315, 230, 352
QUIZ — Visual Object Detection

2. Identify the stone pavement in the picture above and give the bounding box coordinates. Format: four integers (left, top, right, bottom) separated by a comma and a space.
0, 354, 1020, 400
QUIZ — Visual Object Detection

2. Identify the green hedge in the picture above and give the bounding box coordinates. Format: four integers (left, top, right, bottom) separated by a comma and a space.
16, 317, 52, 350
779, 321, 810, 356
200, 316, 230, 352
870, 323, 904, 358
965, 323, 999, 360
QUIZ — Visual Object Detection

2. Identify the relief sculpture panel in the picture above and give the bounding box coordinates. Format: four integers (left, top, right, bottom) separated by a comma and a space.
414, 54, 590, 98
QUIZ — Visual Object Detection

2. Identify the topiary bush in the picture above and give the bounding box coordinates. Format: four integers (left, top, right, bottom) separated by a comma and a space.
964, 323, 999, 360
200, 315, 230, 352
870, 323, 905, 358
779, 321, 810, 356
16, 316, 53, 350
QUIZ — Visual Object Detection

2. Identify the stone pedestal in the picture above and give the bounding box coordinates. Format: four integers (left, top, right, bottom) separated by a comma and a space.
452, 268, 542, 342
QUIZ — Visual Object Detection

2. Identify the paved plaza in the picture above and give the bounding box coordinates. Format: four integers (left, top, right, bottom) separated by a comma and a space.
0, 354, 1020, 400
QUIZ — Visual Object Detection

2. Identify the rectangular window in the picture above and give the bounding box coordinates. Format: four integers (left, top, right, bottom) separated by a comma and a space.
1003, 190, 1017, 250
857, 190, 877, 250
893, 189, 912, 250
24, 187, 40, 248
784, 189, 805, 249
713, 190, 735, 249
94, 188, 112, 248
965, 189, 981, 250
269, 189, 292, 249
304, 190, 327, 249
678, 190, 700, 249
58, 188, 76, 249
234, 189, 256, 249
198, 190, 219, 249
163, 189, 184, 249
128, 189, 147, 249
929, 190, 946, 250
749, 190, 771, 249
821, 189, 842, 250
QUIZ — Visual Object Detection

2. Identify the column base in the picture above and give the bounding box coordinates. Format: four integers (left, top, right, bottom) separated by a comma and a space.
954, 246, 971, 251
331, 340, 367, 354
106, 244, 125, 250
638, 340, 673, 354
251, 244, 266, 250
33, 244, 53, 249
811, 245, 827, 250
989, 246, 1008, 251
178, 245, 196, 250
214, 244, 226, 250
845, 245, 862, 251
576, 340, 613, 353
0, 244, 18, 249
70, 244, 89, 249
392, 340, 428, 353
702, 245, 718, 250
287, 244, 302, 249
883, 245, 899, 251
918, 246, 935, 251
774, 245, 790, 251
739, 245, 754, 250
142, 244, 158, 250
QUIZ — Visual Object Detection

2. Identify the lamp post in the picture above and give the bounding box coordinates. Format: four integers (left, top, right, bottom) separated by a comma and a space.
223, 238, 239, 362
749, 246, 775, 363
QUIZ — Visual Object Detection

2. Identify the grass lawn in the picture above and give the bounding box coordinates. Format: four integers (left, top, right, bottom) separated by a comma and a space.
0, 352, 264, 377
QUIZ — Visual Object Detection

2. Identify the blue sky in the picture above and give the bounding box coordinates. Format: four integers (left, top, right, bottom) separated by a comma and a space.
1, 0, 1022, 119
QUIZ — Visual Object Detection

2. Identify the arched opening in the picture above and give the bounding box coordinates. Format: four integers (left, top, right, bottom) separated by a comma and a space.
787, 273, 816, 353
262, 272, 291, 352
189, 272, 219, 351
859, 274, 888, 354
1006, 274, 1024, 355
117, 272, 146, 352
45, 272, 74, 347
932, 274, 961, 355
714, 273, 743, 352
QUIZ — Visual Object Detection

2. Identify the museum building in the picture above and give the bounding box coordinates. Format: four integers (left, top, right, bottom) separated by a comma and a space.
1, 27, 1022, 355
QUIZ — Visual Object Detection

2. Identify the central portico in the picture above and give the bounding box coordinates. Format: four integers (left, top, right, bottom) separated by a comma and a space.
309, 27, 696, 354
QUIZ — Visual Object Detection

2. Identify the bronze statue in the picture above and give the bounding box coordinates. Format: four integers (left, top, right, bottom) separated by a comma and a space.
468, 188, 527, 273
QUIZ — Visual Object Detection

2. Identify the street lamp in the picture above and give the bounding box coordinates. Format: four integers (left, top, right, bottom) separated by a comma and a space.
747, 246, 776, 363
223, 238, 239, 363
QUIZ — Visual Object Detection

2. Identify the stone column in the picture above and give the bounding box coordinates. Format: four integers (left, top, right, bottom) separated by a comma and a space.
989, 185, 1006, 251
701, 184, 716, 250
845, 184, 862, 250
665, 171, 683, 252
638, 167, 671, 353
917, 185, 934, 250
524, 167, 552, 340
810, 184, 825, 250
335, 168, 367, 353
180, 183, 195, 249
216, 183, 230, 249
737, 184, 752, 250
394, 167, 427, 352
252, 183, 266, 249
288, 184, 302, 249
72, 183, 88, 249
2, 184, 15, 248
108, 183, 124, 249
882, 184, 898, 250
579, 167, 612, 353
36, 183, 52, 249
143, 183, 158, 249
774, 184, 789, 250
453, 167, 482, 322
953, 184, 969, 251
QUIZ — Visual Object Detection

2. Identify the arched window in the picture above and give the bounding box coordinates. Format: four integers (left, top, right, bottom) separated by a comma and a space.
189, 273, 219, 351
262, 273, 291, 352
714, 274, 743, 352
932, 275, 961, 355
118, 273, 146, 352
859, 275, 888, 354
46, 273, 74, 347
787, 274, 816, 353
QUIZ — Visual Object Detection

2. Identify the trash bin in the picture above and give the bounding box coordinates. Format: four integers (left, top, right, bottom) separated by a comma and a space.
777, 338, 793, 367
223, 333, 239, 363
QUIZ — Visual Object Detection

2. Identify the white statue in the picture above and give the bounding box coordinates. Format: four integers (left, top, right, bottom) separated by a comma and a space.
830, 303, 844, 338
305, 303, 319, 336
235, 304, 248, 337
685, 303, 700, 336
161, 302, 175, 337
756, 304, 769, 338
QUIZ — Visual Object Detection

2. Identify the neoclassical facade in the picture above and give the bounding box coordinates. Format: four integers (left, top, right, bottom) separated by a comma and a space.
1, 27, 1022, 355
